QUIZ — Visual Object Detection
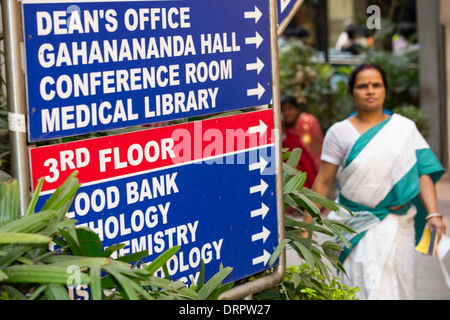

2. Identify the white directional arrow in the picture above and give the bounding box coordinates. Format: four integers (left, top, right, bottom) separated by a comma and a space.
244, 6, 263, 23
247, 82, 265, 100
252, 250, 271, 266
245, 31, 264, 49
250, 179, 269, 196
246, 57, 265, 75
249, 157, 268, 173
251, 203, 269, 219
281, 0, 292, 13
252, 226, 271, 243
248, 120, 268, 137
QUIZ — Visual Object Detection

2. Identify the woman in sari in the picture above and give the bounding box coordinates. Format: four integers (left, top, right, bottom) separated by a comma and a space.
303, 63, 446, 300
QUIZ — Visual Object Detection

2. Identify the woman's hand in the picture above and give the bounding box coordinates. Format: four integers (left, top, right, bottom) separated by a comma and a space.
427, 216, 447, 239
419, 175, 446, 238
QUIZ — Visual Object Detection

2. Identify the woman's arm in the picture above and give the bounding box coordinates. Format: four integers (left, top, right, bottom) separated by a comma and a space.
418, 174, 446, 237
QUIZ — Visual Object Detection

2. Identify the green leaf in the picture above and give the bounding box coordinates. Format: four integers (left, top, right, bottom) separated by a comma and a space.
299, 188, 339, 211
306, 218, 315, 250
321, 240, 343, 252
52, 183, 81, 215
0, 285, 28, 300
287, 190, 321, 218
269, 238, 290, 267
2, 265, 90, 285
104, 265, 154, 300
322, 219, 355, 249
286, 148, 302, 169
145, 246, 180, 274
284, 217, 334, 236
44, 283, 71, 300
0, 245, 33, 269
27, 285, 48, 300
196, 259, 205, 292
116, 250, 149, 264
0, 179, 20, 224
59, 227, 83, 256
282, 161, 299, 177
162, 264, 171, 280
125, 280, 154, 300
197, 266, 232, 300
76, 227, 102, 257
290, 241, 316, 269
0, 170, 11, 184
102, 243, 126, 258
40, 172, 80, 219
43, 256, 115, 268
0, 232, 51, 244
300, 187, 352, 214
90, 265, 102, 300
0, 269, 9, 281
26, 178, 44, 217
0, 210, 56, 234
40, 173, 78, 212
140, 276, 200, 300
284, 172, 307, 193
321, 241, 345, 273
284, 194, 302, 211
103, 266, 139, 300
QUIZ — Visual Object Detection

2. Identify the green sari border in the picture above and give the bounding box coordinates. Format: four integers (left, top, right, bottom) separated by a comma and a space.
344, 116, 392, 169
337, 148, 444, 263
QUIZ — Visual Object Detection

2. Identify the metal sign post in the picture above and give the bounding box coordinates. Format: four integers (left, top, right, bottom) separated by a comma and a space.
2, 0, 31, 216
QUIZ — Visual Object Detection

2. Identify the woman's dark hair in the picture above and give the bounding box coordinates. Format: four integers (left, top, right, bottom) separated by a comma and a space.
347, 63, 390, 96
280, 95, 305, 110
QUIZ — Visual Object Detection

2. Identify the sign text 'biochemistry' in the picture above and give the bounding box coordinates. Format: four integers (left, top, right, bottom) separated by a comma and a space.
22, 0, 272, 142
29, 109, 278, 286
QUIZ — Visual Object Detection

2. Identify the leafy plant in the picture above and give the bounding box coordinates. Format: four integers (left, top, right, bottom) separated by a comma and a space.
0, 174, 19, 225
255, 264, 358, 300
0, 171, 232, 300
253, 148, 357, 300
278, 149, 354, 272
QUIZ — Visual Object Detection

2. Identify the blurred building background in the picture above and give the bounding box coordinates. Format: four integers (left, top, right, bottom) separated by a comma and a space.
283, 0, 450, 172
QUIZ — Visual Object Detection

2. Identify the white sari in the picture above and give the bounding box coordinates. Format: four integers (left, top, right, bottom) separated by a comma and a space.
327, 114, 444, 300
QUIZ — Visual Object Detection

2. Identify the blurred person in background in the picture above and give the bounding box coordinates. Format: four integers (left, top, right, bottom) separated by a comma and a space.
281, 95, 323, 172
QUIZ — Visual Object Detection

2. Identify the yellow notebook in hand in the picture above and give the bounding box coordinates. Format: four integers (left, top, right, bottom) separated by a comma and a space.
416, 228, 438, 256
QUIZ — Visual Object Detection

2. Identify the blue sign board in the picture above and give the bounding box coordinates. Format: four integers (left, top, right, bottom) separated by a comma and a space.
22, 0, 273, 142
30, 110, 279, 287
